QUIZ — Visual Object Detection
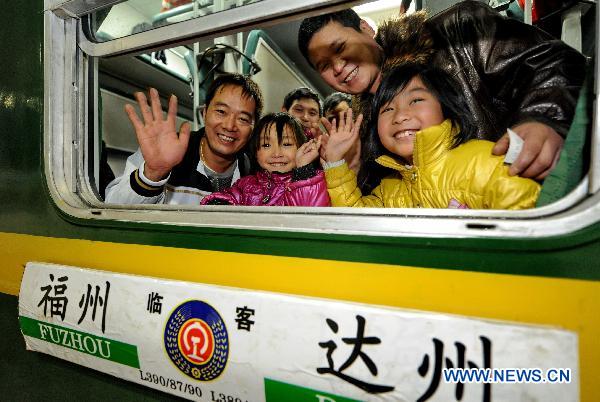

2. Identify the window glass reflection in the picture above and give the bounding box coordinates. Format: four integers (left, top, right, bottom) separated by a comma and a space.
91, 0, 264, 42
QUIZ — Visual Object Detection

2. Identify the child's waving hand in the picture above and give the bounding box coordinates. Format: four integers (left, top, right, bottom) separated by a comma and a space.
296, 136, 322, 168
320, 109, 363, 163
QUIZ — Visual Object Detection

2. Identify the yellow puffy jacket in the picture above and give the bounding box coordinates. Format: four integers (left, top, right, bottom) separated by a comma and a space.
325, 120, 540, 209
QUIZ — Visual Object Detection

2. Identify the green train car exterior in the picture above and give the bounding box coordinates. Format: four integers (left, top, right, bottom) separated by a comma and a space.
1, 0, 599, 401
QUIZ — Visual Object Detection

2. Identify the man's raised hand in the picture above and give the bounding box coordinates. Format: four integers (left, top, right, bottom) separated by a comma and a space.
125, 88, 191, 181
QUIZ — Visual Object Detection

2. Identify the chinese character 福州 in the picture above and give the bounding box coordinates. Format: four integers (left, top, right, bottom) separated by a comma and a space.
77, 281, 110, 333
417, 336, 492, 402
37, 274, 69, 321
147, 292, 163, 314
317, 315, 395, 394
235, 306, 255, 331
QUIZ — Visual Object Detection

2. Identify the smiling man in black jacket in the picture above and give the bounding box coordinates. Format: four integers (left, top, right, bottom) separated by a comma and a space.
299, 1, 586, 182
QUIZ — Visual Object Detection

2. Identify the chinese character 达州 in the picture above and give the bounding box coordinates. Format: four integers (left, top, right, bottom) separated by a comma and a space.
417, 336, 492, 402
235, 306, 255, 331
147, 292, 163, 314
37, 274, 69, 321
317, 315, 395, 394
77, 281, 110, 333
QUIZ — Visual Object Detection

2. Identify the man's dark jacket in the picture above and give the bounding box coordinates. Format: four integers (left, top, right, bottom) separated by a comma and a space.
356, 1, 586, 141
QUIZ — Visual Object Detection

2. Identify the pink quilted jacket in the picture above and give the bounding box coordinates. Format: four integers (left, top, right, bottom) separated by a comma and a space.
201, 169, 330, 207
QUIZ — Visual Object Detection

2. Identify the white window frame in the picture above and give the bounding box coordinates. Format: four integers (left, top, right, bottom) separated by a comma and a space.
44, 0, 600, 239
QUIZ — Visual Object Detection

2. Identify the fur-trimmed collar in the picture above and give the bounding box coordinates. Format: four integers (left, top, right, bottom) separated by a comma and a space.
376, 11, 435, 72
351, 12, 435, 140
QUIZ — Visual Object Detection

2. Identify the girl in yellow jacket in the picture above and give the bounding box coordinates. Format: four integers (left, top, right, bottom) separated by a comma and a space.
321, 64, 540, 209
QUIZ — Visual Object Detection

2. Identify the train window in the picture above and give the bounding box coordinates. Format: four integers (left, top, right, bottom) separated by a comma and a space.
88, 0, 265, 42
44, 0, 600, 238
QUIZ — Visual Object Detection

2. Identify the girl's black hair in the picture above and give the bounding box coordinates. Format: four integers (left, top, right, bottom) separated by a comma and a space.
363, 63, 478, 165
248, 112, 308, 173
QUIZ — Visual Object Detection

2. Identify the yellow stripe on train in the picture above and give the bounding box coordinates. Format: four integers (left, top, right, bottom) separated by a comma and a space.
1, 231, 598, 400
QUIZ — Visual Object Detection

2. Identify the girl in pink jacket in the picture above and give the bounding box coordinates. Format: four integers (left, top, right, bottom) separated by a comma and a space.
201, 112, 330, 207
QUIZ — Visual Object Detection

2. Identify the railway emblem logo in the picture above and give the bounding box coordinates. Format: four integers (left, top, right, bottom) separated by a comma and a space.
164, 300, 229, 381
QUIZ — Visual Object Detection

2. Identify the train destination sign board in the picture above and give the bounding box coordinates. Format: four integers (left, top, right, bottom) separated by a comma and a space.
19, 262, 578, 401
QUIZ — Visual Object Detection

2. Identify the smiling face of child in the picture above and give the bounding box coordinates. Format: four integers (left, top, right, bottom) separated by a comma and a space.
377, 75, 444, 164
256, 124, 299, 173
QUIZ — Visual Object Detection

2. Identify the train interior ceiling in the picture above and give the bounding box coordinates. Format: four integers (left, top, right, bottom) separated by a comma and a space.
93, 0, 596, 204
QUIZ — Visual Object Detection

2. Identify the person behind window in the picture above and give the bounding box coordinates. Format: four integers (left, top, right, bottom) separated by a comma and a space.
105, 73, 263, 205
160, 0, 191, 13
399, 0, 414, 15
323, 92, 351, 123
298, 2, 586, 185
201, 112, 329, 207
321, 63, 540, 210
281, 87, 322, 140
322, 92, 361, 175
